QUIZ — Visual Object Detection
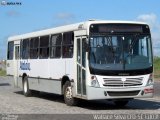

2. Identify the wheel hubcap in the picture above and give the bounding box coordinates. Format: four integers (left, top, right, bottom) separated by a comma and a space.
24, 81, 27, 93
65, 86, 72, 99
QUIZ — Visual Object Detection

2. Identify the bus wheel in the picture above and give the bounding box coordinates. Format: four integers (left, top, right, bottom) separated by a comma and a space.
114, 99, 129, 107
64, 81, 77, 106
23, 76, 31, 97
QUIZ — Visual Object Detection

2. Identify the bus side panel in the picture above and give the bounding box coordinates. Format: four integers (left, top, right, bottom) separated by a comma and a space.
49, 58, 75, 95
39, 79, 61, 94
65, 58, 75, 80
49, 59, 65, 79
28, 77, 62, 94
29, 59, 49, 78
28, 77, 39, 91
25, 59, 63, 94
6, 60, 14, 76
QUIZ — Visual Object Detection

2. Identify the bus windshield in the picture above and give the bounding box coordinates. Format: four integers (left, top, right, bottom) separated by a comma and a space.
89, 34, 153, 72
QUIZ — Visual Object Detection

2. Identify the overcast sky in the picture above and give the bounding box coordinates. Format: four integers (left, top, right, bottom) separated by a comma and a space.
0, 0, 160, 59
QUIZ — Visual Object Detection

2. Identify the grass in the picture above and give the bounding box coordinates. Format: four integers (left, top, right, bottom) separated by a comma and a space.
153, 57, 160, 79
0, 69, 6, 76
0, 61, 6, 76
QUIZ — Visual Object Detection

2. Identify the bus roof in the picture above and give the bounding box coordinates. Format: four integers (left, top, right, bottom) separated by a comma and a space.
8, 20, 147, 41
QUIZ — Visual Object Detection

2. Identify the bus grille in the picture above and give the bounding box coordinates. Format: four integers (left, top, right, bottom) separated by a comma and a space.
107, 90, 140, 96
103, 77, 143, 87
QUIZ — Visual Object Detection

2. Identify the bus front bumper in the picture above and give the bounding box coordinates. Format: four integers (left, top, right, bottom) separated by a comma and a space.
86, 85, 154, 100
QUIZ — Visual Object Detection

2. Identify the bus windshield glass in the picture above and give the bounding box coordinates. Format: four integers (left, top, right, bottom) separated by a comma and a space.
89, 34, 152, 71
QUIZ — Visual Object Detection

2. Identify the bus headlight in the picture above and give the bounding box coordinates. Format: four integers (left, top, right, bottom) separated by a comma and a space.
147, 74, 154, 86
91, 75, 100, 87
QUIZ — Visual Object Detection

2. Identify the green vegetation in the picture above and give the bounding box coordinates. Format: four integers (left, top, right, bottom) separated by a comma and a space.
0, 60, 6, 76
0, 68, 6, 76
154, 57, 160, 79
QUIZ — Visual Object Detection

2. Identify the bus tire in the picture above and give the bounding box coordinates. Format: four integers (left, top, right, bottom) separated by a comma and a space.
23, 76, 31, 97
114, 99, 129, 107
63, 81, 77, 106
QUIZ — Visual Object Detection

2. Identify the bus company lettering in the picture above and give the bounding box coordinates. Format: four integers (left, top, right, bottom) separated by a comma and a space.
20, 61, 30, 70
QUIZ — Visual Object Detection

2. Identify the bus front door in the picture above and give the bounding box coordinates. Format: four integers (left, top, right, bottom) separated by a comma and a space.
76, 37, 87, 97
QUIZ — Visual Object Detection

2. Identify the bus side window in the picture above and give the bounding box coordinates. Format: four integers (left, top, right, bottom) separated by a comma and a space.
7, 41, 14, 60
50, 34, 62, 58
22, 39, 29, 59
30, 37, 39, 59
62, 32, 74, 58
39, 35, 49, 59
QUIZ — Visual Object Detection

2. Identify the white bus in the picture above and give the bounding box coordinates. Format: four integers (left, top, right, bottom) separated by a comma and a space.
7, 20, 154, 106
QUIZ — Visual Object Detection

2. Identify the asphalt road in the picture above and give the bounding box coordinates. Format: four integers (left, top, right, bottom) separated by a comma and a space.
0, 76, 159, 120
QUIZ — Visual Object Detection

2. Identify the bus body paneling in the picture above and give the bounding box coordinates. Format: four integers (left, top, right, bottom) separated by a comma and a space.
6, 20, 154, 106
